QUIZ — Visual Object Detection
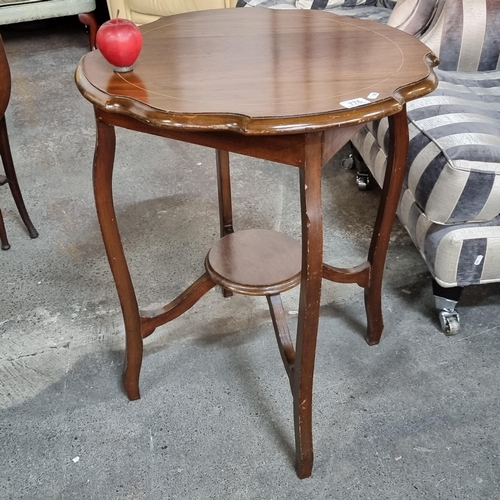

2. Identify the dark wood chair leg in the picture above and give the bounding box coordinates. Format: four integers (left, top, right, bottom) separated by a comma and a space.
78, 12, 99, 50
0, 116, 38, 239
0, 208, 10, 250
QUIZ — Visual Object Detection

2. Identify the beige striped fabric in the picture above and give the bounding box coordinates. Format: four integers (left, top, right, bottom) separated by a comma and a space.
294, 0, 375, 9
387, 0, 438, 36
351, 0, 500, 289
420, 0, 500, 71
354, 69, 500, 225
238, 0, 394, 22
295, 0, 345, 8
388, 0, 500, 71
351, 66, 500, 287
398, 201, 500, 287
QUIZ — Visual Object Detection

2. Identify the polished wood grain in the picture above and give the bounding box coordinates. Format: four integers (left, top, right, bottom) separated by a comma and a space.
205, 229, 302, 295
77, 8, 437, 134
216, 149, 233, 298
76, 8, 438, 479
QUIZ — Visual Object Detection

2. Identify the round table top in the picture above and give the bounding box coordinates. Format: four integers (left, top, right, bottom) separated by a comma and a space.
76, 8, 438, 135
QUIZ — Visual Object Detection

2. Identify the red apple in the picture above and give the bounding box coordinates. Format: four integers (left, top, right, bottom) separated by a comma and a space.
96, 18, 143, 72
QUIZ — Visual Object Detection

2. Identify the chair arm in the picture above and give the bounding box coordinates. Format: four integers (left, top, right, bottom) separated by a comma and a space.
388, 0, 500, 71
419, 0, 500, 71
387, 0, 438, 36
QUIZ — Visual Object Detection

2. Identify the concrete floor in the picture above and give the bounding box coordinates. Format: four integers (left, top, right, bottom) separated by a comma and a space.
1, 16, 499, 500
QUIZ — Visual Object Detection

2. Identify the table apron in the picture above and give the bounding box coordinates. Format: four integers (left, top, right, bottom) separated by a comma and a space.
95, 108, 363, 169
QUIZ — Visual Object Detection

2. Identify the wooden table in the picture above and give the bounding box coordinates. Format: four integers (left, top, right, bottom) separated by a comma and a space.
75, 7, 437, 479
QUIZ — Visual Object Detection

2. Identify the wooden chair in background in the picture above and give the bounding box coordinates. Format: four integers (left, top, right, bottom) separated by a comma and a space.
0, 36, 38, 250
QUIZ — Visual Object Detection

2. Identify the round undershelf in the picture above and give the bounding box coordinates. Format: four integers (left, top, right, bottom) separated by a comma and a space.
205, 229, 302, 296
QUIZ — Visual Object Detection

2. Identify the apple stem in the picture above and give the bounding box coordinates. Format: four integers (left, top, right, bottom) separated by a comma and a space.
116, 9, 120, 19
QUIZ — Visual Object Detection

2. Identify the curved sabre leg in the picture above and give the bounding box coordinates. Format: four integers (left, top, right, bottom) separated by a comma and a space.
93, 115, 143, 400
0, 116, 38, 239
365, 106, 409, 345
293, 132, 324, 479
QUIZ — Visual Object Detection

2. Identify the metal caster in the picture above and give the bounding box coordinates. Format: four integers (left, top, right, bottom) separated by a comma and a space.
341, 154, 354, 170
436, 295, 460, 335
438, 309, 460, 335
356, 172, 371, 190
433, 281, 463, 336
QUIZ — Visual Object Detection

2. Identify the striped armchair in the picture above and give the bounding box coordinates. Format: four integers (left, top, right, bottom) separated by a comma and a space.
351, 0, 500, 334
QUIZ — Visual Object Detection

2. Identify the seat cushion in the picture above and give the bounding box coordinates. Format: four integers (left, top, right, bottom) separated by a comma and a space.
398, 196, 500, 287
353, 68, 500, 225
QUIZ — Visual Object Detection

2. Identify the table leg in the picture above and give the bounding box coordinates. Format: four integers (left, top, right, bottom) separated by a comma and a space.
365, 106, 409, 345
93, 118, 143, 400
267, 294, 295, 383
216, 149, 233, 237
293, 132, 324, 479
216, 149, 234, 298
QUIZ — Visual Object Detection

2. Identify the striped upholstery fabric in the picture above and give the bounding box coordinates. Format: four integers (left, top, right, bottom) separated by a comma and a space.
236, 0, 297, 8
398, 201, 500, 287
236, 0, 393, 22
351, 0, 500, 288
387, 0, 438, 35
294, 0, 375, 10
420, 0, 500, 71
352, 68, 500, 286
354, 69, 500, 225
398, 195, 500, 288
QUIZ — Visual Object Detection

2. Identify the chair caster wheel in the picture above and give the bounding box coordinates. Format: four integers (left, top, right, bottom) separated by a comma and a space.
342, 155, 354, 170
356, 172, 371, 190
438, 309, 460, 335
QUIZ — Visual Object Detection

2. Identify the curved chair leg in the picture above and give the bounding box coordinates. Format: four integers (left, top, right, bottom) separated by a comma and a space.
78, 12, 99, 50
0, 116, 38, 239
0, 208, 11, 250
